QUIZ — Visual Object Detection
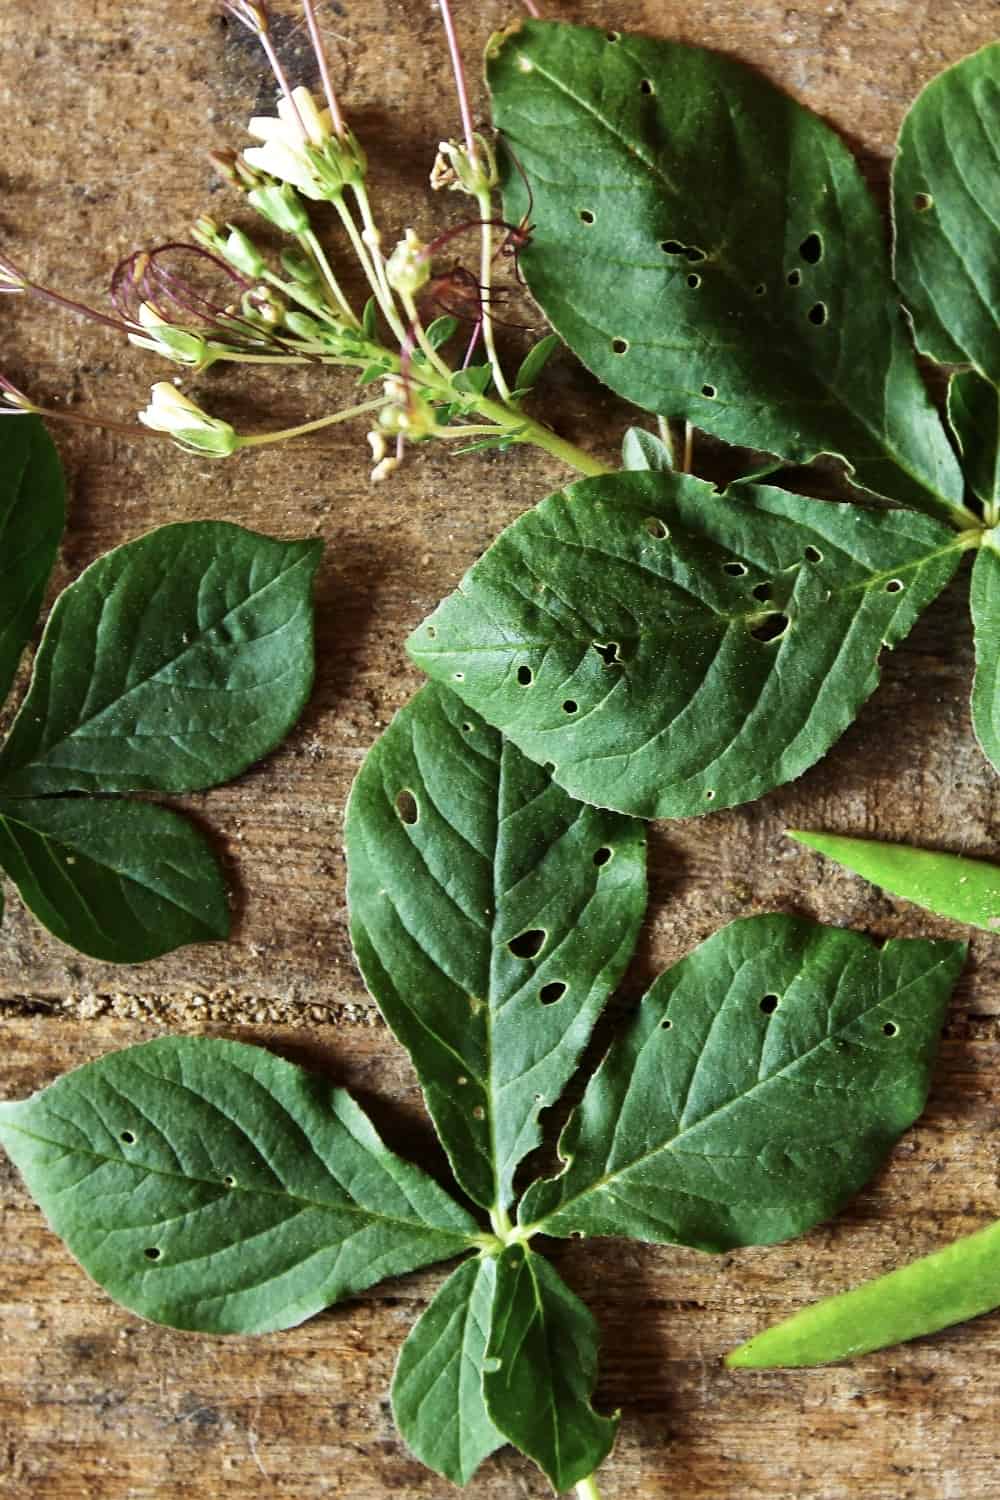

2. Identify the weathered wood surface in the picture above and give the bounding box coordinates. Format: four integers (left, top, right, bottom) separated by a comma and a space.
2, 1, 1000, 1495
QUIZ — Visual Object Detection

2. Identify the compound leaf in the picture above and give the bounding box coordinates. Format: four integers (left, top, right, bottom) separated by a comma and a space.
408, 471, 962, 819
0, 415, 64, 706
483, 1244, 618, 1491
392, 1257, 503, 1485
0, 1037, 479, 1334
0, 521, 322, 795
345, 683, 646, 1214
893, 44, 1000, 382
488, 20, 965, 521
519, 915, 964, 1249
0, 795, 229, 962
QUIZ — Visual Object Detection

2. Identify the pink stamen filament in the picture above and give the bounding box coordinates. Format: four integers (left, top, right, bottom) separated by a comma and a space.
301, 0, 345, 138
220, 1, 310, 140
437, 0, 478, 164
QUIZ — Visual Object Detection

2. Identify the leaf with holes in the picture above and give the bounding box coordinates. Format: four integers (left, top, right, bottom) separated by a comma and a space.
0, 797, 229, 962
392, 1256, 503, 1485
482, 1244, 618, 1492
893, 44, 1000, 385
0, 520, 322, 796
0, 1036, 480, 1334
487, 20, 966, 522
408, 470, 963, 819
345, 682, 646, 1215
790, 829, 1000, 933
0, 416, 64, 709
518, 915, 964, 1248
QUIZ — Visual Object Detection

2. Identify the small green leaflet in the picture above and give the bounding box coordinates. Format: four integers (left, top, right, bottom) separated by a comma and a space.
727, 1216, 1000, 1369
621, 426, 674, 473
790, 828, 1000, 933
514, 333, 561, 395
893, 44, 1000, 384
0, 520, 321, 796
345, 682, 646, 1214
392, 1257, 503, 1485
519, 915, 965, 1248
0, 1037, 479, 1334
0, 415, 64, 707
488, 20, 966, 522
408, 470, 962, 819
0, 798, 228, 962
482, 1245, 618, 1492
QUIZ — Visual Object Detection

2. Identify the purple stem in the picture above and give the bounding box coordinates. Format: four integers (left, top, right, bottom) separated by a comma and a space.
437, 0, 477, 163
301, 0, 346, 137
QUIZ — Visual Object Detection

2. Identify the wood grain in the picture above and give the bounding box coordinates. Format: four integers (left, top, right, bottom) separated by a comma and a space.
2, 2, 1000, 1496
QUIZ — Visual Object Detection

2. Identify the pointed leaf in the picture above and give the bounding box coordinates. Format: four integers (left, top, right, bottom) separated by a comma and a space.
345, 683, 646, 1213
0, 521, 322, 795
972, 545, 1000, 774
0, 416, 64, 706
947, 372, 1000, 508
519, 915, 965, 1249
487, 20, 965, 520
727, 1216, 1000, 1369
790, 828, 1000, 932
0, 1037, 479, 1333
514, 332, 561, 394
392, 1257, 503, 1485
893, 44, 1000, 381
621, 426, 673, 473
0, 796, 229, 962
426, 315, 461, 350
408, 471, 962, 818
483, 1244, 618, 1492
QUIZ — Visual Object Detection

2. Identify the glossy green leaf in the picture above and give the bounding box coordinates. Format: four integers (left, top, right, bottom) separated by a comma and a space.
0, 521, 322, 795
947, 372, 1000, 510
519, 915, 964, 1248
621, 427, 673, 472
0, 796, 229, 962
893, 44, 1000, 383
345, 683, 646, 1213
488, 20, 965, 521
971, 546, 1000, 774
392, 1257, 503, 1485
514, 333, 561, 394
426, 315, 460, 349
727, 1216, 1000, 1368
408, 471, 962, 819
790, 828, 1000, 931
0, 1037, 479, 1333
0, 416, 64, 706
483, 1244, 618, 1491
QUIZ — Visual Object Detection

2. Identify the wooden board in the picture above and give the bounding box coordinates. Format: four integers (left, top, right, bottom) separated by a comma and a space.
2, 2, 1000, 1495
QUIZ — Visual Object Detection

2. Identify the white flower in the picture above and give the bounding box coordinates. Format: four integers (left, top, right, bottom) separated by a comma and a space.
137, 383, 238, 457
243, 87, 334, 200
128, 304, 208, 368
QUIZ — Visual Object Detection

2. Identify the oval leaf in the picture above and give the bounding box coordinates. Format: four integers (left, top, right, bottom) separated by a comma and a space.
346, 683, 646, 1213
0, 416, 64, 706
488, 20, 965, 520
392, 1257, 503, 1485
0, 1037, 479, 1333
0, 796, 229, 962
0, 521, 322, 795
408, 471, 962, 818
893, 44, 1000, 381
483, 1244, 618, 1492
790, 828, 1000, 932
519, 915, 965, 1249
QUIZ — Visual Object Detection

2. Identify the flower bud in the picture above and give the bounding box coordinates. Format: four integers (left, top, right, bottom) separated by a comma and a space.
128, 304, 210, 369
222, 226, 266, 279
386, 229, 430, 297
137, 382, 238, 457
247, 182, 311, 236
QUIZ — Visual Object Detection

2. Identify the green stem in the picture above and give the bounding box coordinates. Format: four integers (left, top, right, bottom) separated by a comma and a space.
475, 187, 513, 403
332, 193, 408, 344
300, 229, 359, 327
238, 396, 388, 447
472, 393, 612, 477
576, 1476, 604, 1500
400, 289, 454, 381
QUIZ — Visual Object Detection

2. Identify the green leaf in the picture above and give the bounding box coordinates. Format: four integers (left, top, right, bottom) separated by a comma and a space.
893, 44, 1000, 382
408, 471, 962, 819
392, 1257, 503, 1485
519, 915, 964, 1249
0, 416, 64, 706
483, 1244, 618, 1491
0, 521, 322, 795
452, 365, 494, 398
621, 426, 673, 472
727, 1216, 1000, 1368
514, 332, 561, 394
789, 828, 1000, 932
972, 545, 1000, 774
947, 372, 1000, 509
0, 796, 229, 962
487, 20, 965, 521
345, 683, 646, 1214
0, 1037, 479, 1334
362, 295, 379, 340
426, 315, 460, 350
